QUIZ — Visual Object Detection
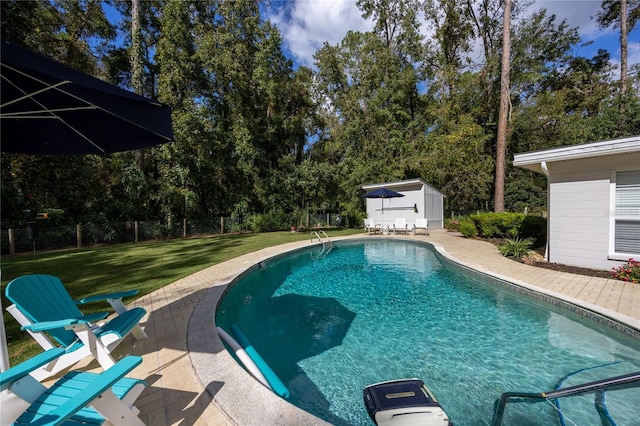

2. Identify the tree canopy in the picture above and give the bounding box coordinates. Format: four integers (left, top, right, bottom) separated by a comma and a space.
2, 0, 638, 229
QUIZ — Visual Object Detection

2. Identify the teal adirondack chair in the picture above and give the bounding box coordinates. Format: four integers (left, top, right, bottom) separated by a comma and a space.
0, 348, 147, 425
5, 274, 147, 380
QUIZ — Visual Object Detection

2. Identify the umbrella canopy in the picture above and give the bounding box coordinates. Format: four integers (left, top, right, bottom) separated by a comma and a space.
0, 40, 175, 372
361, 187, 405, 199
361, 187, 404, 213
0, 39, 173, 155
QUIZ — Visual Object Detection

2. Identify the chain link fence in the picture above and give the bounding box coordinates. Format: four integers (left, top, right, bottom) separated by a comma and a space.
1, 213, 344, 256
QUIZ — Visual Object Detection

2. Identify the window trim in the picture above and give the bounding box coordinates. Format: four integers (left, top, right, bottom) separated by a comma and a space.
609, 169, 640, 261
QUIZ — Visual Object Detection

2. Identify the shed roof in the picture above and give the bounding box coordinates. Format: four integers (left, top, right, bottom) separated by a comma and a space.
362, 178, 444, 196
513, 135, 640, 174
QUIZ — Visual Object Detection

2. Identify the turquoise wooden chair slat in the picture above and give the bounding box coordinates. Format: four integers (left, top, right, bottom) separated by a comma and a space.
0, 349, 65, 392
2, 351, 147, 426
15, 373, 145, 425
5, 274, 148, 380
6, 274, 83, 347
93, 307, 146, 341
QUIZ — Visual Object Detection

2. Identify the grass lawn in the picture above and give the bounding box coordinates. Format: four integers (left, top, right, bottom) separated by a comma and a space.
1, 228, 361, 364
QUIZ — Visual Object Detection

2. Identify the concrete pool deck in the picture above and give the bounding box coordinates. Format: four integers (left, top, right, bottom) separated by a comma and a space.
92, 229, 639, 425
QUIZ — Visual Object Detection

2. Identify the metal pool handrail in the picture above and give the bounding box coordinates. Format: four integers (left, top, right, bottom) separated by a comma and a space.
310, 230, 332, 248
310, 231, 332, 259
492, 371, 640, 425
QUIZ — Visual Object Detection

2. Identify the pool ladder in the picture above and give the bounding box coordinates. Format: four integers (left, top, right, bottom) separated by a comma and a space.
311, 230, 332, 257
492, 370, 640, 425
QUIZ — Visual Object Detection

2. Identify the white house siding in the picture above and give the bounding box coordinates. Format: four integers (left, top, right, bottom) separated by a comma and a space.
547, 154, 639, 270
363, 179, 445, 229
549, 174, 612, 269
426, 190, 444, 228
366, 192, 421, 227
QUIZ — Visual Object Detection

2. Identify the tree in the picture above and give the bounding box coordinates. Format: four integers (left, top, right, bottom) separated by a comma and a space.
131, 0, 145, 170
54, 0, 115, 72
597, 0, 640, 126
0, 0, 119, 225
494, 0, 511, 212
357, 0, 424, 61
0, 1, 61, 51
314, 29, 424, 206
422, 0, 475, 98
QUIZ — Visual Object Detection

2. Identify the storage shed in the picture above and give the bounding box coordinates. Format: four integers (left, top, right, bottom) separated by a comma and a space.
513, 135, 640, 270
362, 179, 445, 230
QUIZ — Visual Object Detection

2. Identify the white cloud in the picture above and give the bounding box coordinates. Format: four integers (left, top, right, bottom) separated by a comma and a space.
630, 41, 640, 68
531, 1, 603, 39
266, 0, 373, 68
265, 0, 638, 69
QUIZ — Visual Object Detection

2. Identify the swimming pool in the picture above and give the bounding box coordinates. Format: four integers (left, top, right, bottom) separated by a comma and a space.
216, 240, 640, 425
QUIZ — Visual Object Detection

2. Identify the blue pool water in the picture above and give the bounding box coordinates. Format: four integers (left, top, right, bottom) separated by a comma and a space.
216, 240, 640, 425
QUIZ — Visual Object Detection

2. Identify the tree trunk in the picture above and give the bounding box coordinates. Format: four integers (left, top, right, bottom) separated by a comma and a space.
131, 0, 144, 95
131, 0, 145, 169
494, 0, 511, 212
619, 0, 628, 126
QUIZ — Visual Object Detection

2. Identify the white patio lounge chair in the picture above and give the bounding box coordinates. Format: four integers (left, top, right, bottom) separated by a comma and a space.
0, 348, 147, 425
393, 218, 408, 235
5, 274, 147, 381
364, 218, 380, 235
414, 218, 429, 235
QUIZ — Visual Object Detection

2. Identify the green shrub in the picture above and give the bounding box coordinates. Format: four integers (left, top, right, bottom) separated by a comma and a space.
344, 210, 367, 229
467, 213, 546, 248
499, 237, 533, 258
459, 219, 478, 238
249, 209, 290, 232
249, 214, 270, 232
470, 212, 525, 238
154, 223, 172, 239
520, 215, 547, 247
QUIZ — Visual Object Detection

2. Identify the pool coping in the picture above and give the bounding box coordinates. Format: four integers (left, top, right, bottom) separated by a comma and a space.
187, 235, 640, 425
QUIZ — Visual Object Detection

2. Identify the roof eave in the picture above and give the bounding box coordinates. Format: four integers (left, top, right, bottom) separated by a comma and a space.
362, 178, 425, 189
362, 179, 445, 197
513, 135, 640, 173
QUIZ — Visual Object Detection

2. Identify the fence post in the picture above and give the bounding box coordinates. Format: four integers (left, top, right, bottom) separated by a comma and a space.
8, 228, 15, 256
76, 224, 82, 248
183, 218, 187, 237
135, 221, 139, 242
220, 217, 224, 234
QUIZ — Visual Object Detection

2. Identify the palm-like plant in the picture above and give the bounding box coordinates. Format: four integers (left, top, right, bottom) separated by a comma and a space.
499, 237, 533, 258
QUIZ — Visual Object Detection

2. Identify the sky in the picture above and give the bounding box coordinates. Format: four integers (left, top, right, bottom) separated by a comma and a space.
263, 0, 640, 74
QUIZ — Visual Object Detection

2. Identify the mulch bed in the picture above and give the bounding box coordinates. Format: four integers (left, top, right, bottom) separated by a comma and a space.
484, 237, 613, 279
528, 260, 612, 279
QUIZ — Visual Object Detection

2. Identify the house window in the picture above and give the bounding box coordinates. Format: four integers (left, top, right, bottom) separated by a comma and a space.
614, 170, 640, 254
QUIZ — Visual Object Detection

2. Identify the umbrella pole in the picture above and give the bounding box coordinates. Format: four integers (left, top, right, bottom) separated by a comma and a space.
0, 316, 8, 371
0, 286, 9, 371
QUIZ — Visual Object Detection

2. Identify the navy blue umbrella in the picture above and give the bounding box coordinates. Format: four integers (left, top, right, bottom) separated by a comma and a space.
0, 39, 173, 155
361, 187, 404, 213
0, 39, 175, 371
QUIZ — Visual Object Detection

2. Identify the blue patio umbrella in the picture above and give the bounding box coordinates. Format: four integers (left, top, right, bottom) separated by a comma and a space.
0, 39, 174, 372
361, 187, 404, 214
1, 39, 173, 154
